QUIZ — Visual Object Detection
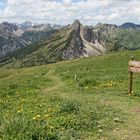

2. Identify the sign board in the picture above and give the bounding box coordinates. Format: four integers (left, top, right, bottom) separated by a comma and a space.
128, 58, 140, 95
129, 60, 140, 73
129, 66, 140, 73
129, 60, 140, 68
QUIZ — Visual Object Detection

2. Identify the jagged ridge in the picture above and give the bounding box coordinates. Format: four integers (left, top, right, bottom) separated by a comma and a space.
1, 20, 140, 68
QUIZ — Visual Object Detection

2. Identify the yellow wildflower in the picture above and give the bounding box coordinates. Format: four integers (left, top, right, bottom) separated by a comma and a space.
33, 117, 36, 120
61, 127, 65, 131
49, 126, 54, 129
48, 108, 55, 112
32, 114, 41, 121
17, 109, 23, 113
45, 114, 49, 118
36, 115, 41, 118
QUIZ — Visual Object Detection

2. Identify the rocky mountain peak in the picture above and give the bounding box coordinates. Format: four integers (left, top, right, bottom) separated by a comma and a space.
95, 23, 117, 28
20, 21, 33, 30
92, 23, 118, 36
71, 20, 81, 30
22, 21, 32, 26
1, 22, 18, 33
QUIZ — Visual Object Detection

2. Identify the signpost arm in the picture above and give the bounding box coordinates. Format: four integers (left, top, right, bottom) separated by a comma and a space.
128, 56, 134, 95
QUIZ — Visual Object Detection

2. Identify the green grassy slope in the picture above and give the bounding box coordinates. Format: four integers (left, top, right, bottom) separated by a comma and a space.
0, 50, 140, 139
106, 29, 140, 51
3, 25, 73, 68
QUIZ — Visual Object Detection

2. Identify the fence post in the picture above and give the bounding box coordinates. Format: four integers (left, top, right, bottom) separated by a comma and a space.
128, 56, 134, 95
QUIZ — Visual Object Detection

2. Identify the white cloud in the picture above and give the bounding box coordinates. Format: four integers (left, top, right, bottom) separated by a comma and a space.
1, 0, 140, 25
109, 12, 120, 20
63, 0, 72, 7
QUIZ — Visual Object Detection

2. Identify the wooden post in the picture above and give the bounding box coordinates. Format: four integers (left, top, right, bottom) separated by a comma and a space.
128, 56, 134, 95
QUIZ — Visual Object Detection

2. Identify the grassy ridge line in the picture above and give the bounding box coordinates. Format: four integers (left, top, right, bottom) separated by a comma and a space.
0, 50, 140, 139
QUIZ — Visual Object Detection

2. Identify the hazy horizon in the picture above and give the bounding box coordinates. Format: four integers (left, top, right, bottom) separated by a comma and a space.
0, 19, 140, 27
0, 0, 140, 25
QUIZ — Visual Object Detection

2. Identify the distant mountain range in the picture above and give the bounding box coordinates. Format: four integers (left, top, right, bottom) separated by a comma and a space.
0, 20, 140, 67
0, 21, 62, 58
15, 21, 63, 31
119, 22, 140, 30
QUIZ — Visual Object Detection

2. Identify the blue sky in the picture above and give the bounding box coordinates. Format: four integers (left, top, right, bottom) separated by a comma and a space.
0, 0, 140, 25
0, 0, 6, 10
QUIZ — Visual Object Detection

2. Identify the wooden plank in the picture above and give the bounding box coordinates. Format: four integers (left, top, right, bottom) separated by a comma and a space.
129, 60, 140, 68
129, 66, 140, 73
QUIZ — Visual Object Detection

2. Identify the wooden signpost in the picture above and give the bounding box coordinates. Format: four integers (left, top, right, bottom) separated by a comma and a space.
128, 57, 140, 95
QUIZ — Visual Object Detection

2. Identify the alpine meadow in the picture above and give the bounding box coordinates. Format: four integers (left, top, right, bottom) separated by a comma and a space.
0, 0, 140, 140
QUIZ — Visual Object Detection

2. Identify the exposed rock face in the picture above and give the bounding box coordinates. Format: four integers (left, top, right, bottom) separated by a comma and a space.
0, 22, 18, 34
62, 21, 119, 58
81, 23, 118, 56
62, 20, 85, 59
0, 22, 29, 58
